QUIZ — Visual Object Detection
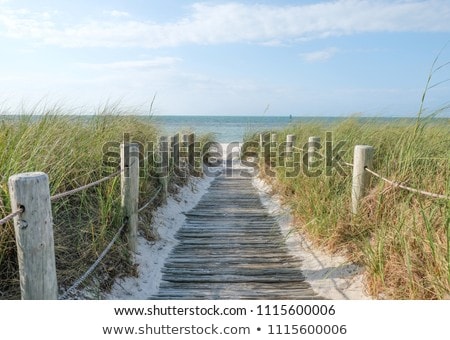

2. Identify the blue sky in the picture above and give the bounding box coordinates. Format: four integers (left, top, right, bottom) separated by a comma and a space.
1, 0, 450, 116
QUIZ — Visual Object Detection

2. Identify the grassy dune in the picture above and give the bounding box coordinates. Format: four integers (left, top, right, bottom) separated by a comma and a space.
0, 108, 188, 299
256, 116, 449, 299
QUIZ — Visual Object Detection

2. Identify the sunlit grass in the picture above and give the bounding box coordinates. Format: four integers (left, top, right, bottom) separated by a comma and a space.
256, 116, 449, 299
0, 106, 170, 299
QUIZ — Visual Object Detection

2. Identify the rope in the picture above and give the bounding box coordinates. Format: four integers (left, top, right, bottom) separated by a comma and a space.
59, 183, 162, 299
364, 167, 450, 200
59, 220, 127, 300
51, 158, 140, 201
0, 208, 23, 226
50, 169, 121, 202
138, 185, 162, 213
337, 161, 447, 199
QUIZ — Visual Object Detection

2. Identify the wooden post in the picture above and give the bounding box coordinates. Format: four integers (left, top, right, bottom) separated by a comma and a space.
270, 133, 277, 146
259, 133, 270, 167
172, 133, 180, 169
308, 136, 321, 170
121, 143, 140, 254
259, 133, 264, 153
182, 134, 189, 169
351, 145, 374, 214
286, 134, 295, 155
270, 133, 277, 168
188, 133, 196, 175
8, 172, 57, 300
159, 136, 169, 202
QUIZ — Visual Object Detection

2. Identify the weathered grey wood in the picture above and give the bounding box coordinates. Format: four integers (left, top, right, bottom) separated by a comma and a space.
152, 173, 321, 300
188, 133, 195, 173
351, 145, 374, 214
181, 134, 189, 168
286, 134, 295, 155
121, 143, 140, 254
159, 136, 169, 203
8, 172, 58, 300
308, 136, 321, 170
154, 282, 323, 300
270, 133, 277, 168
171, 133, 180, 168
259, 133, 270, 159
259, 133, 264, 151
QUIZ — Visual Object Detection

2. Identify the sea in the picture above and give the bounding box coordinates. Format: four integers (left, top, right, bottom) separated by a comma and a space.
149, 115, 423, 143
151, 115, 301, 142
150, 115, 351, 143
2, 114, 444, 143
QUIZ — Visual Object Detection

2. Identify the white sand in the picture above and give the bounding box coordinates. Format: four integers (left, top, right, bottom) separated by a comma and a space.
106, 142, 368, 300
105, 175, 214, 300
252, 177, 369, 300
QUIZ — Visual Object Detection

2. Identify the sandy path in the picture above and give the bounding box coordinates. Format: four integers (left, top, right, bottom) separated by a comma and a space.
106, 144, 369, 300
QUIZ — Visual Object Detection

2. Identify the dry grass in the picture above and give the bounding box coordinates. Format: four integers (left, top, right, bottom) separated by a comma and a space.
0, 106, 205, 299
254, 116, 449, 299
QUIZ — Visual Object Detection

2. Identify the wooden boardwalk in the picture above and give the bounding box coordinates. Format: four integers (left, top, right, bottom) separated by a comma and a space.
152, 171, 321, 299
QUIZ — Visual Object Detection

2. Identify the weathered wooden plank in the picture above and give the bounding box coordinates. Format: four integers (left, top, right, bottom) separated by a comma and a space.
161, 275, 307, 284
162, 267, 305, 280
172, 243, 287, 249
152, 173, 320, 300
153, 288, 320, 299
164, 263, 304, 270
165, 257, 302, 264
158, 282, 314, 290
169, 249, 291, 257
175, 232, 281, 237
165, 255, 301, 262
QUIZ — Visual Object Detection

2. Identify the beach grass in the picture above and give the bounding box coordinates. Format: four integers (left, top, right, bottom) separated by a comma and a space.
253, 115, 450, 299
0, 106, 200, 299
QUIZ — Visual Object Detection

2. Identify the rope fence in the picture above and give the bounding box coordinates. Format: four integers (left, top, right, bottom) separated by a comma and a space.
138, 186, 162, 213
364, 166, 450, 200
338, 158, 449, 200
50, 168, 122, 202
261, 135, 448, 201
258, 133, 449, 215
1, 132, 199, 299
0, 208, 23, 226
3, 130, 446, 299
341, 161, 354, 168
1, 165, 129, 226
60, 183, 163, 299
59, 220, 127, 300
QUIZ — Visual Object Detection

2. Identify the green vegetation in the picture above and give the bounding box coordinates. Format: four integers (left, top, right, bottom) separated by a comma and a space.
0, 107, 197, 299
253, 116, 449, 299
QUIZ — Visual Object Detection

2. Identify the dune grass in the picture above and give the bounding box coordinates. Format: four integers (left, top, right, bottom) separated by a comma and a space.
0, 106, 199, 299
253, 115, 449, 299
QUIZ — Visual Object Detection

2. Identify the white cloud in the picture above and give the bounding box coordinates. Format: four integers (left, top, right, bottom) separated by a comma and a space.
0, 8, 56, 40
105, 10, 130, 18
78, 57, 182, 70
0, 1, 450, 48
300, 47, 339, 62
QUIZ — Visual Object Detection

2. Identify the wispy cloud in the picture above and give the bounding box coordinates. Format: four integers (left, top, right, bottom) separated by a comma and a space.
104, 10, 130, 18
300, 47, 339, 62
78, 57, 182, 71
1, 1, 450, 48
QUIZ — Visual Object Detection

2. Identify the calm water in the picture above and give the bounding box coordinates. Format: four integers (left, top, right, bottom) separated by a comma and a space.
150, 115, 428, 142
151, 115, 335, 142
2, 114, 437, 143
